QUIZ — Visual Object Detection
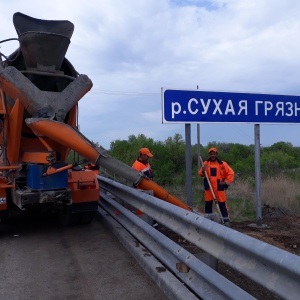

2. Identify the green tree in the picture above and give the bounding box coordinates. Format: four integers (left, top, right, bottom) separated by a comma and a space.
104, 136, 300, 185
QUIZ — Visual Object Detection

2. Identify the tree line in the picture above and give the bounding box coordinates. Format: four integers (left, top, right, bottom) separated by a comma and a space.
108, 134, 300, 186
67, 133, 300, 186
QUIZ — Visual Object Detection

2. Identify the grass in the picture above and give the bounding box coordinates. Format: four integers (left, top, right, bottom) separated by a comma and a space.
226, 178, 256, 221
166, 174, 300, 222
261, 175, 300, 214
101, 169, 300, 222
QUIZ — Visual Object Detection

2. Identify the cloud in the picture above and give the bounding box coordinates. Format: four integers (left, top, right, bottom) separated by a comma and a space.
1, 0, 300, 149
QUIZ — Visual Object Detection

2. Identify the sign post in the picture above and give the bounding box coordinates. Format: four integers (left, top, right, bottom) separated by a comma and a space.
162, 89, 300, 124
185, 124, 193, 208
254, 124, 262, 226
162, 88, 300, 224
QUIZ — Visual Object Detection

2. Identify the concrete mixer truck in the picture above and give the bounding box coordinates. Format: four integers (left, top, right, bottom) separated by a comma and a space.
0, 12, 190, 226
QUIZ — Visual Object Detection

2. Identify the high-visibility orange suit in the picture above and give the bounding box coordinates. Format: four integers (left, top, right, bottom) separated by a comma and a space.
132, 148, 154, 183
198, 158, 234, 202
132, 147, 155, 219
198, 147, 234, 225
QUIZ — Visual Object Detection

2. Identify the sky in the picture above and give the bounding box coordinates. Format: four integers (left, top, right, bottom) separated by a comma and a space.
1, 0, 300, 150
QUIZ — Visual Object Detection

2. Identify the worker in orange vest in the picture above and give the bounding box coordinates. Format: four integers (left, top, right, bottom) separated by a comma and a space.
198, 147, 234, 227
132, 147, 154, 181
132, 147, 157, 226
85, 162, 99, 175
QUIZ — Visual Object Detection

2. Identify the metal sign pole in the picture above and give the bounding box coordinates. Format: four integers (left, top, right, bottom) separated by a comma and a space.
196, 86, 201, 171
254, 124, 262, 226
185, 124, 193, 208
197, 124, 200, 171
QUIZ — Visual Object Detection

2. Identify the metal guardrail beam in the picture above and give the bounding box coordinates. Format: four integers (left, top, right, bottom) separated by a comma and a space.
98, 175, 300, 300
97, 202, 199, 300
99, 192, 254, 300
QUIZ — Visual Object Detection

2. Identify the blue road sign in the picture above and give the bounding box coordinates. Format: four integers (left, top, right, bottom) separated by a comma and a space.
162, 88, 300, 124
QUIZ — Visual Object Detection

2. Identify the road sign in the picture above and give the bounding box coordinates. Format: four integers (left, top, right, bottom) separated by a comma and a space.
162, 88, 300, 124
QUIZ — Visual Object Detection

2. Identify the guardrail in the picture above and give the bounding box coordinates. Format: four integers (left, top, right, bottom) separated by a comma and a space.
97, 175, 300, 300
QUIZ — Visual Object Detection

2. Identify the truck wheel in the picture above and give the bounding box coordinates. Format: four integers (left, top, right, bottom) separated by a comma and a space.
80, 211, 95, 224
59, 205, 80, 226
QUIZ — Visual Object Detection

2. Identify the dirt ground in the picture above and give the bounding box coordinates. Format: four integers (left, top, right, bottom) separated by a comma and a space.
226, 212, 300, 299
232, 214, 300, 257
160, 206, 300, 300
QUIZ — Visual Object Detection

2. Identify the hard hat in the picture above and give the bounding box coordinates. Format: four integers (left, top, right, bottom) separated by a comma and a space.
139, 147, 153, 157
208, 147, 218, 153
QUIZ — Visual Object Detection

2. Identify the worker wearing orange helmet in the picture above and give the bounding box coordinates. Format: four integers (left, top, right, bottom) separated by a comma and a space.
198, 147, 234, 226
132, 147, 156, 225
85, 162, 99, 175
132, 147, 154, 181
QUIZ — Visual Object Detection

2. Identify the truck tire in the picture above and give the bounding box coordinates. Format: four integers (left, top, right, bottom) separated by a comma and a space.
59, 205, 80, 226
79, 211, 95, 224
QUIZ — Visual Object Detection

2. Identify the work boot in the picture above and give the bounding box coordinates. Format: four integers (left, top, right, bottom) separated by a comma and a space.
224, 221, 231, 228
205, 213, 221, 223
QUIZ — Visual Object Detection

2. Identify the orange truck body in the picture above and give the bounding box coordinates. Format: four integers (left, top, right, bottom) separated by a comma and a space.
0, 12, 189, 225
0, 12, 99, 224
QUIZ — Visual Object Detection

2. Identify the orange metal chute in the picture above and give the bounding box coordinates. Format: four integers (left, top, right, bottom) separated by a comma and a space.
26, 118, 99, 162
0, 90, 6, 114
26, 118, 191, 211
6, 99, 24, 164
137, 178, 190, 210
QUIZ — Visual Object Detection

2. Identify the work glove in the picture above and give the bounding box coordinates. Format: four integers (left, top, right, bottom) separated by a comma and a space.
220, 181, 229, 190
201, 165, 208, 173
143, 171, 154, 180
148, 174, 154, 180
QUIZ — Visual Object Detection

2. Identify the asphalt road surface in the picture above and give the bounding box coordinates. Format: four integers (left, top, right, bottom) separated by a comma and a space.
0, 211, 167, 300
